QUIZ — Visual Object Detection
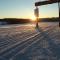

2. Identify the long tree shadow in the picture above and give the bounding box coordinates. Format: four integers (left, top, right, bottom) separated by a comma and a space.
35, 25, 60, 59
10, 25, 60, 60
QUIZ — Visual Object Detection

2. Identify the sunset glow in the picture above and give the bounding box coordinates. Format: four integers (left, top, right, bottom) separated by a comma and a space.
0, 0, 59, 19
30, 16, 36, 21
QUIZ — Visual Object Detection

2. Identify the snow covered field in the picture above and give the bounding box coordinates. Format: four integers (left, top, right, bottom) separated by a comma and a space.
0, 22, 60, 60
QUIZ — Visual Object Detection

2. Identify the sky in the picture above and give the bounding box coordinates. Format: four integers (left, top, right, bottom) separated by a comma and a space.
0, 0, 59, 19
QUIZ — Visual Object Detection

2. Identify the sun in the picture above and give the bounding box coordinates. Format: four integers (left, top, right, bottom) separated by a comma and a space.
30, 16, 36, 21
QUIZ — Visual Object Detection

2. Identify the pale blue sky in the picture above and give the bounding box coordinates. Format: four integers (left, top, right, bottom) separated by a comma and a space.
0, 0, 59, 19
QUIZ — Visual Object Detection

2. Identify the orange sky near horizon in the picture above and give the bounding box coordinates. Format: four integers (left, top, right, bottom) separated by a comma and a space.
0, 0, 59, 19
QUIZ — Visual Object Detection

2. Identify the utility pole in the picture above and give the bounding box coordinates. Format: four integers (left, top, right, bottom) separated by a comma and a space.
58, 1, 60, 27
35, 0, 60, 27
34, 6, 39, 28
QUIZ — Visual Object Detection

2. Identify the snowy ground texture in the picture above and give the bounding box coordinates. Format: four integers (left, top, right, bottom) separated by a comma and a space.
0, 22, 60, 60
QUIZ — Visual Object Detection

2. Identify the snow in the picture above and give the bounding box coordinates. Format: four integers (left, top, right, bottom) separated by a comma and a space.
0, 22, 60, 60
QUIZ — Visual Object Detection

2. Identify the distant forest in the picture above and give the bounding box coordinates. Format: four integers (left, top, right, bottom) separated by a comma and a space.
0, 18, 31, 25
0, 17, 59, 25
38, 17, 59, 22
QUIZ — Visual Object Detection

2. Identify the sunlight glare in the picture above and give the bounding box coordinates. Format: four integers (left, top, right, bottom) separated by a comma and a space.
30, 16, 36, 21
